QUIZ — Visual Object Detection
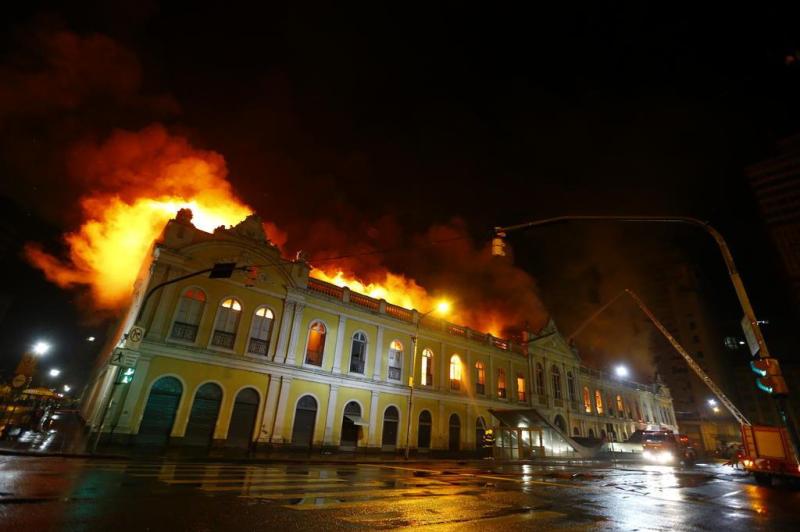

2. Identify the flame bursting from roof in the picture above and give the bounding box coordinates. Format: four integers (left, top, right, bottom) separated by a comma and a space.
24, 125, 520, 337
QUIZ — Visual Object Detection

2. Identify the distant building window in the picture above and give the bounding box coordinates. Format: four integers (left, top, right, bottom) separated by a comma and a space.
305, 321, 326, 366
551, 365, 562, 399
595, 390, 604, 415
450, 355, 462, 391
211, 297, 242, 349
247, 306, 274, 355
475, 361, 486, 395
171, 288, 206, 342
516, 374, 526, 402
567, 372, 575, 402
421, 348, 433, 386
535, 363, 545, 395
349, 332, 367, 374
583, 386, 592, 413
497, 369, 507, 399
616, 394, 624, 414
388, 340, 403, 381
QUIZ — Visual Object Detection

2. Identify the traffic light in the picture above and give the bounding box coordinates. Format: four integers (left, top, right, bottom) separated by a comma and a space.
750, 358, 789, 396
120, 367, 135, 384
209, 262, 237, 278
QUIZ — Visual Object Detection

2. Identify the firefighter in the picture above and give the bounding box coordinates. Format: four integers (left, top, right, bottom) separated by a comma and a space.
481, 428, 495, 459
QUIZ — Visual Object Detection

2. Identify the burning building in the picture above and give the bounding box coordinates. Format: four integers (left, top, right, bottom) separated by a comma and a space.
80, 212, 676, 455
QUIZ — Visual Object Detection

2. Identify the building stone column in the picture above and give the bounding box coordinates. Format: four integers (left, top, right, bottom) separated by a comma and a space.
285, 303, 305, 365
273, 300, 296, 361
439, 341, 447, 391
270, 376, 293, 444
367, 390, 380, 446
323, 384, 339, 446
332, 315, 348, 373
372, 325, 384, 380
258, 374, 281, 443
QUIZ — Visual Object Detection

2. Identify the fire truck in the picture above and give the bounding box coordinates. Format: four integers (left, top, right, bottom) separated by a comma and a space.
641, 430, 697, 465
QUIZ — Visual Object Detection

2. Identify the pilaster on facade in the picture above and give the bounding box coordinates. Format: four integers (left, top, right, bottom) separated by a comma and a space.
332, 315, 347, 373
285, 303, 306, 365
367, 390, 380, 446
323, 384, 340, 446
270, 376, 294, 444
258, 374, 281, 443
372, 325, 384, 381
273, 300, 296, 362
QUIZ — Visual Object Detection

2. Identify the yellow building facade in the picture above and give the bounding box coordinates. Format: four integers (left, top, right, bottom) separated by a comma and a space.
81, 213, 677, 454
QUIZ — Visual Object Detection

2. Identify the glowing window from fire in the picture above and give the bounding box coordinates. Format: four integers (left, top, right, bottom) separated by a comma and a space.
450, 355, 462, 385
388, 340, 404, 374
497, 369, 506, 396
421, 349, 433, 386
475, 361, 485, 385
616, 395, 624, 413
516, 374, 526, 401
305, 322, 327, 366
583, 387, 591, 413
595, 390, 604, 414
221, 297, 242, 311
176, 288, 206, 326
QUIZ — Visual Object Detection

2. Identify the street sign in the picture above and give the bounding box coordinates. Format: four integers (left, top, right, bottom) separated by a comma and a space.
109, 348, 139, 368
741, 316, 760, 356
125, 325, 145, 350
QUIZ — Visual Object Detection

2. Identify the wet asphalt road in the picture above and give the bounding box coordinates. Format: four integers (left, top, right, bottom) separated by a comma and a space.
0, 455, 798, 531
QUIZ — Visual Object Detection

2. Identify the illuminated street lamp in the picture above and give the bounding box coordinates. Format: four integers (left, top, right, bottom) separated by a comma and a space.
405, 300, 452, 459
86, 336, 96, 342
32, 341, 51, 356
708, 398, 718, 407
63, 385, 71, 393
49, 368, 61, 378
614, 365, 629, 378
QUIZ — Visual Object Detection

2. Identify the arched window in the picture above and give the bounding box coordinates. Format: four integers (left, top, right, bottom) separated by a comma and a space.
420, 348, 433, 386
211, 297, 242, 348
418, 410, 432, 449
516, 373, 527, 402
382, 406, 399, 449
291, 395, 317, 448
595, 390, 604, 415
449, 355, 462, 391
475, 361, 486, 395
535, 362, 544, 395
567, 371, 575, 402
171, 288, 206, 342
387, 340, 403, 381
247, 306, 274, 355
497, 369, 507, 399
349, 332, 367, 374
616, 394, 624, 415
305, 321, 326, 366
448, 413, 461, 451
583, 386, 592, 413
551, 365, 562, 399
340, 401, 362, 449
588, 428, 595, 439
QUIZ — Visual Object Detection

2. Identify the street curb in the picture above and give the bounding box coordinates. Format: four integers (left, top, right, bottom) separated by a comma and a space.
0, 449, 129, 460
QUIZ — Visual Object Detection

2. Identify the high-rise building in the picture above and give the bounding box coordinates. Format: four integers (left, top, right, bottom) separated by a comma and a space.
746, 134, 800, 309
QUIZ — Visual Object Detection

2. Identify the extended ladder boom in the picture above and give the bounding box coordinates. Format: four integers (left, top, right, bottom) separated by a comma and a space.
623, 289, 751, 426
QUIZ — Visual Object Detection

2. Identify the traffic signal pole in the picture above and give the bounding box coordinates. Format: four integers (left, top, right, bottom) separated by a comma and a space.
493, 215, 800, 459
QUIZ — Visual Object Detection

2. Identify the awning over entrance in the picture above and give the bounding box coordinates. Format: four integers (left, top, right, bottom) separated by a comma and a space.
345, 415, 369, 426
489, 408, 550, 428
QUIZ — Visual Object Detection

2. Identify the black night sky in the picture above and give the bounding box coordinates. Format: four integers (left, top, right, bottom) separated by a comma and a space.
2, 3, 800, 389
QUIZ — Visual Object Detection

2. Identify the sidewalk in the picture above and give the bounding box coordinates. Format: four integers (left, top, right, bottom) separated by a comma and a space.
0, 410, 629, 467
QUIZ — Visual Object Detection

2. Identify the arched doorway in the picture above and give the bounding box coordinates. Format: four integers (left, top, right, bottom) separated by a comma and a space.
554, 415, 567, 433
448, 414, 461, 451
226, 388, 259, 448
573, 427, 580, 436
340, 401, 362, 450
137, 376, 182, 446
184, 383, 222, 446
381, 406, 399, 451
588, 428, 595, 439
418, 411, 432, 450
600, 429, 607, 440
291, 395, 317, 448
475, 416, 487, 450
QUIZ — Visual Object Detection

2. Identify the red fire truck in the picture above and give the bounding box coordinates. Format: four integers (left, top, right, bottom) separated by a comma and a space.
740, 424, 800, 486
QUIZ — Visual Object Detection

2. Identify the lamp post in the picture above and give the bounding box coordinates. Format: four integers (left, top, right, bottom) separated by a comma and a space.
492, 214, 800, 458
404, 301, 451, 459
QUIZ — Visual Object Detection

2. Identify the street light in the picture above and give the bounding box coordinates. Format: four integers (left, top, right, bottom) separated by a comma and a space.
86, 336, 96, 342
32, 341, 51, 356
614, 365, 629, 378
708, 398, 718, 407
405, 300, 452, 459
48, 368, 61, 378
63, 385, 71, 393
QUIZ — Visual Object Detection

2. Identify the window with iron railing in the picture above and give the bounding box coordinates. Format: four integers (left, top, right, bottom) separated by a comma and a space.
387, 340, 403, 381
247, 306, 274, 356
349, 332, 367, 374
211, 297, 242, 349
171, 321, 198, 342
247, 337, 268, 355
211, 330, 236, 349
